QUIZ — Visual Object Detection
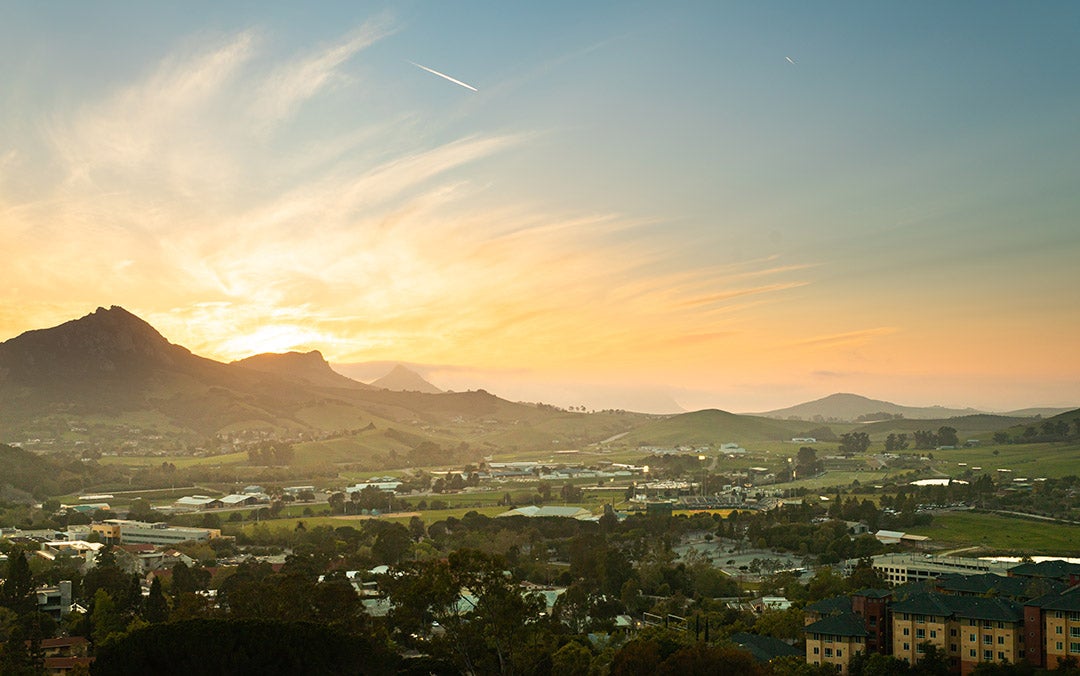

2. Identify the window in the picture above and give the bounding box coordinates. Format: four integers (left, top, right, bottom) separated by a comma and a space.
825, 648, 833, 657
998, 621, 1005, 629
984, 621, 992, 629
916, 644, 925, 654
814, 647, 820, 655
984, 635, 993, 645
970, 634, 976, 642
984, 650, 992, 661
930, 630, 937, 639
1071, 642, 1080, 654
837, 650, 843, 657
1056, 611, 1064, 619
1058, 626, 1065, 635
950, 644, 957, 652
998, 652, 1005, 660
951, 629, 957, 637
904, 643, 910, 651
870, 617, 877, 627
970, 649, 976, 657
916, 629, 926, 639
904, 628, 910, 636
998, 636, 1004, 645
1057, 642, 1064, 651
1071, 627, 1080, 638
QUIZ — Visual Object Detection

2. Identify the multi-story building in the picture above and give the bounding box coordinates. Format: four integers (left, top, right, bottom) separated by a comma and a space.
1023, 583, 1080, 669
804, 614, 868, 674
890, 593, 1024, 675
91, 519, 220, 546
862, 553, 1013, 586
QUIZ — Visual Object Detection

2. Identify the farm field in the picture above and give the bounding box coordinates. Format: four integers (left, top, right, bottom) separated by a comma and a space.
906, 511, 1080, 556
929, 441, 1080, 479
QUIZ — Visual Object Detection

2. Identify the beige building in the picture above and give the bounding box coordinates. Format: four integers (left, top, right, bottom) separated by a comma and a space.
890, 593, 1024, 676
805, 614, 867, 674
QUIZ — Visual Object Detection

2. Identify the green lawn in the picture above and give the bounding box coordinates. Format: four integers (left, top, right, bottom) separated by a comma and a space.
907, 511, 1080, 555
930, 441, 1080, 479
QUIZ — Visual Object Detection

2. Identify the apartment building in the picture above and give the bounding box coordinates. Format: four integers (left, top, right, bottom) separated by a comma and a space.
805, 614, 868, 674
1023, 584, 1080, 669
890, 593, 1024, 676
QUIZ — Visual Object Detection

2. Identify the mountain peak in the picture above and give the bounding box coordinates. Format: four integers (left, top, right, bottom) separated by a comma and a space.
0, 305, 183, 381
371, 364, 442, 394
231, 351, 372, 389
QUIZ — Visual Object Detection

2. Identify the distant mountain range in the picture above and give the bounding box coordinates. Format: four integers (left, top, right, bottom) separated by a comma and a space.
0, 308, 1072, 458
753, 392, 1072, 422
0, 307, 538, 441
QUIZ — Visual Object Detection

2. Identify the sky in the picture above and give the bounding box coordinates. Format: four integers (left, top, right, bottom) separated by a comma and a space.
1, 2, 1079, 413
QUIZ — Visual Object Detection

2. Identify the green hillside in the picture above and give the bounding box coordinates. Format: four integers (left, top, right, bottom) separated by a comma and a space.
616, 409, 807, 447
860, 414, 1033, 438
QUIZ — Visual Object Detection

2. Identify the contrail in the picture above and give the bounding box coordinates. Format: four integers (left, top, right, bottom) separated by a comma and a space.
409, 61, 478, 92
785, 56, 796, 65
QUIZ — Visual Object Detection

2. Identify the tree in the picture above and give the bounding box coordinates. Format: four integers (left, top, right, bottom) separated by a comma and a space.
839, 432, 871, 455
0, 549, 34, 614
144, 576, 169, 623
937, 426, 959, 447
561, 482, 584, 502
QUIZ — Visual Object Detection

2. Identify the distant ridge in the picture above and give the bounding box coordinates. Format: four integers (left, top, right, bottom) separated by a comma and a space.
232, 351, 373, 390
371, 364, 442, 394
755, 392, 982, 422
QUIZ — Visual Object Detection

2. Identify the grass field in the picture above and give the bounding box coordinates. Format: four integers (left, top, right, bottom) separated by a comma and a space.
97, 452, 248, 468
930, 441, 1080, 479
907, 511, 1080, 555
225, 505, 514, 535
769, 470, 894, 492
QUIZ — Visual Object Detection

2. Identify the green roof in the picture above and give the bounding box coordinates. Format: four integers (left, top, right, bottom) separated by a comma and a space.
805, 595, 851, 616
891, 592, 1022, 623
805, 614, 868, 638
1009, 560, 1080, 581
935, 573, 1030, 599
729, 632, 802, 662
1026, 585, 1080, 612
852, 588, 892, 599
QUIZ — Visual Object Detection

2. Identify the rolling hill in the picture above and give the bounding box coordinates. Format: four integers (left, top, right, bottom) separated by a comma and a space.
755, 393, 982, 422
617, 409, 809, 447
0, 308, 652, 454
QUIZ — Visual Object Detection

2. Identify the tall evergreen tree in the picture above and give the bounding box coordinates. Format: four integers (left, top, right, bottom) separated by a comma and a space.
144, 577, 169, 623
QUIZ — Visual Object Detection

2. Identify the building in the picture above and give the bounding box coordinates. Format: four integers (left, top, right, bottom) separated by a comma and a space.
890, 593, 1024, 675
1022, 583, 1080, 669
805, 614, 868, 673
91, 519, 220, 546
35, 581, 73, 620
862, 553, 1013, 586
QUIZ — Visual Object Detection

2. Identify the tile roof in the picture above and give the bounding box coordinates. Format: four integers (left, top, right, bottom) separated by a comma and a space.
805, 595, 852, 615
891, 592, 1023, 623
729, 632, 802, 662
805, 614, 868, 638
1025, 584, 1080, 612
1009, 560, 1080, 581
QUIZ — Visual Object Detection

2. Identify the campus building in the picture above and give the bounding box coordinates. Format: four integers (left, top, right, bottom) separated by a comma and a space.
91, 519, 220, 546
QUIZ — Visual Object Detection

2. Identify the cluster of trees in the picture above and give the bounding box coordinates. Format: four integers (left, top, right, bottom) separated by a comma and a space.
838, 432, 871, 455
884, 433, 910, 452
246, 441, 295, 466
912, 426, 959, 450
995, 419, 1080, 444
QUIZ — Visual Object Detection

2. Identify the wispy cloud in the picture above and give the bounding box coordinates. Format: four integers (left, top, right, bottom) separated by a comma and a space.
252, 15, 396, 131
791, 327, 898, 350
